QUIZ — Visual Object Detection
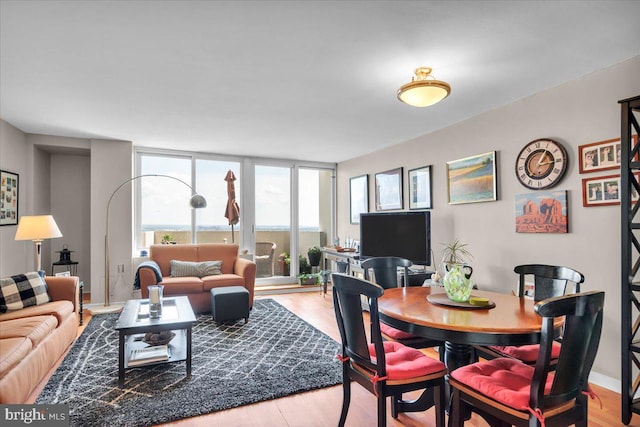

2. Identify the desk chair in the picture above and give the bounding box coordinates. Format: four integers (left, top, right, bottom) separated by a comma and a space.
361, 257, 443, 353
474, 264, 584, 366
449, 290, 604, 427
331, 273, 446, 427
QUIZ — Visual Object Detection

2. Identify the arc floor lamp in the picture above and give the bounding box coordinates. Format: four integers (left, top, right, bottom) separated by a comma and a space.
90, 174, 207, 315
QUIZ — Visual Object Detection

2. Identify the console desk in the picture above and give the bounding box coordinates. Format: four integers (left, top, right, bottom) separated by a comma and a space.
321, 247, 360, 274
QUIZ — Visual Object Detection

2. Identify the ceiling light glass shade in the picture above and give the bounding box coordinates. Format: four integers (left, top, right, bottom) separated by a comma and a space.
397, 67, 451, 107
14, 215, 63, 240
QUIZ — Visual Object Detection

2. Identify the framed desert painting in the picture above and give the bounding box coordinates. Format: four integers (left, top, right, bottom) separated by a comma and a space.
515, 190, 568, 233
446, 151, 497, 205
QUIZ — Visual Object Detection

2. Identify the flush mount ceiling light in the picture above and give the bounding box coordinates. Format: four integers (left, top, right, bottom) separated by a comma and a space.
397, 67, 451, 107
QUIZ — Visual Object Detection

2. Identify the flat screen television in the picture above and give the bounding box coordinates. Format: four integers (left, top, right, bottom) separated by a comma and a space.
359, 211, 431, 266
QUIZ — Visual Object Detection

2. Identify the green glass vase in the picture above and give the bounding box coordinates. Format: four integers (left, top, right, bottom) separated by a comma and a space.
443, 263, 474, 302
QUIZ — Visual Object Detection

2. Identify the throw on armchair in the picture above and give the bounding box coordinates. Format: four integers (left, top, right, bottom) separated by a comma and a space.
255, 241, 276, 278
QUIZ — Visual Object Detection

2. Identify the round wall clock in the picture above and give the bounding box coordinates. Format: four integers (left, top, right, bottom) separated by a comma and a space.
515, 138, 568, 190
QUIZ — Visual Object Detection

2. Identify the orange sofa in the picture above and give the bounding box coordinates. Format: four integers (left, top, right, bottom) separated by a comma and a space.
0, 275, 80, 403
136, 243, 256, 313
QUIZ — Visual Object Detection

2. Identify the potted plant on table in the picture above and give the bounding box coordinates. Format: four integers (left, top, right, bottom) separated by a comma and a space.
441, 239, 474, 302
307, 246, 322, 268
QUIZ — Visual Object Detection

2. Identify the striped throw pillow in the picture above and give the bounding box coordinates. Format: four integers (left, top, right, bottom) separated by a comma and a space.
170, 260, 223, 278
0, 272, 51, 313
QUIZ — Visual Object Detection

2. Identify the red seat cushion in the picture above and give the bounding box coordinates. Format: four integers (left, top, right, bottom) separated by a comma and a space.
489, 341, 561, 363
450, 357, 553, 410
379, 322, 418, 340
368, 341, 445, 380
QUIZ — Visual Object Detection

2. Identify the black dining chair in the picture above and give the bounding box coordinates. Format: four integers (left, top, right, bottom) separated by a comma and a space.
331, 273, 447, 427
474, 264, 584, 367
448, 290, 605, 427
361, 257, 444, 352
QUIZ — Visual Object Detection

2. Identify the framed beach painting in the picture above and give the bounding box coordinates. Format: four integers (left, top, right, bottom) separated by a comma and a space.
408, 165, 433, 210
0, 170, 18, 226
515, 190, 568, 233
375, 167, 403, 211
349, 174, 368, 224
446, 151, 497, 205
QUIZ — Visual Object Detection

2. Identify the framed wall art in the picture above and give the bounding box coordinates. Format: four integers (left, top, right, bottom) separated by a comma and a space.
446, 151, 497, 205
578, 135, 638, 173
408, 165, 433, 210
349, 174, 369, 224
515, 190, 568, 233
581, 173, 640, 207
1, 170, 19, 226
375, 167, 403, 211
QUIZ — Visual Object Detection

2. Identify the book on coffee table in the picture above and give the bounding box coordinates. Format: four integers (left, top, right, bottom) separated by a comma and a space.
128, 344, 170, 366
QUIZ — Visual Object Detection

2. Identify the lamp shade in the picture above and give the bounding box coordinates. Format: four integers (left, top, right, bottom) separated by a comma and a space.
189, 194, 207, 209
397, 67, 451, 107
14, 215, 63, 241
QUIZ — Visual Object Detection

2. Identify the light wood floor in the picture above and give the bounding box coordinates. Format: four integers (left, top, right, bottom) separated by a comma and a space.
31, 290, 640, 426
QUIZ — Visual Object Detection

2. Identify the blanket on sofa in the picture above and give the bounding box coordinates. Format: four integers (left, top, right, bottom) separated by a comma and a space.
133, 261, 162, 289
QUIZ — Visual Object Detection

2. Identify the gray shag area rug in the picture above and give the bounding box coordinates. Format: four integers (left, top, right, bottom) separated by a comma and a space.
36, 298, 342, 426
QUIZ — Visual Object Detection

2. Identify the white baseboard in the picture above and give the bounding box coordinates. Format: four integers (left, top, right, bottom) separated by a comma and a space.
589, 371, 620, 393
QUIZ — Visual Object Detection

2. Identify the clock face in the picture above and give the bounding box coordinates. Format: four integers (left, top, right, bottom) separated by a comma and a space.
515, 138, 568, 190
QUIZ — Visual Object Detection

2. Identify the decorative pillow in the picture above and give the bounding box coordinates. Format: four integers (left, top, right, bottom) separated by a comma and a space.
0, 272, 52, 313
170, 260, 222, 278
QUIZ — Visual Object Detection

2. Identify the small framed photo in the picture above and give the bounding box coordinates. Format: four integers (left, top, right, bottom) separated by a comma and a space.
581, 173, 640, 207
446, 151, 497, 205
375, 167, 403, 211
0, 170, 19, 226
408, 165, 433, 210
349, 174, 368, 224
578, 135, 638, 174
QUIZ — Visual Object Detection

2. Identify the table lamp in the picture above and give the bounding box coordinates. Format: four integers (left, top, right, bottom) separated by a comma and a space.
14, 215, 63, 272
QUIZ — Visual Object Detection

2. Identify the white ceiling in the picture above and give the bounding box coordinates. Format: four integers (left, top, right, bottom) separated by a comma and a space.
1, 1, 639, 163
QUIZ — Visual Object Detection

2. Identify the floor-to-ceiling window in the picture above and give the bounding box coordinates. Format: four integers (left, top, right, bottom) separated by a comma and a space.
254, 165, 291, 280
195, 159, 242, 244
298, 167, 332, 272
135, 149, 336, 286
137, 154, 194, 249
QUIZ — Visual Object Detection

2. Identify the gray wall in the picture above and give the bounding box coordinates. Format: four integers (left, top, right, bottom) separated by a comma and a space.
337, 56, 640, 386
0, 120, 28, 273
0, 125, 132, 305
50, 153, 91, 283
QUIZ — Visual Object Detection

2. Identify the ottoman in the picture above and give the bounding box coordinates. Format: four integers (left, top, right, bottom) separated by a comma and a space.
210, 286, 250, 324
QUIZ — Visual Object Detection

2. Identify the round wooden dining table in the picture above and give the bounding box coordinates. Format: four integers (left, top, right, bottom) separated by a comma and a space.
377, 286, 564, 372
